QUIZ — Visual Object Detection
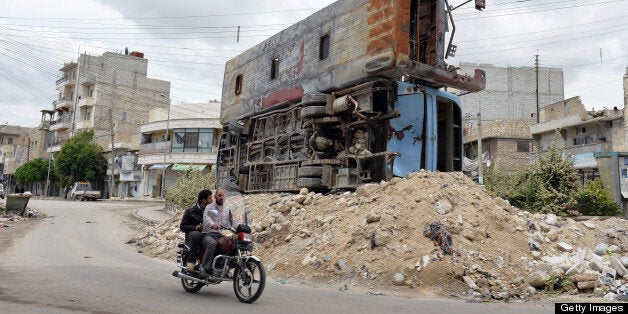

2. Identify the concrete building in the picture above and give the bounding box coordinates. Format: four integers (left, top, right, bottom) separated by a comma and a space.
49, 51, 170, 197
457, 63, 564, 175
457, 63, 565, 124
530, 67, 628, 218
0, 125, 32, 193
137, 101, 221, 199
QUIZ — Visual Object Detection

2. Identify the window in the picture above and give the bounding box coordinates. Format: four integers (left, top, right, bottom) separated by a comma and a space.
319, 34, 330, 60
8, 137, 13, 144
235, 74, 243, 95
88, 88, 94, 97
271, 58, 279, 80
85, 110, 91, 120
119, 111, 127, 121
577, 126, 586, 134
516, 141, 529, 152
171, 128, 214, 153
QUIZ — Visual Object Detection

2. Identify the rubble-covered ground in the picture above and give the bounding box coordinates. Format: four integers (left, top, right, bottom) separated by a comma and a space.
133, 171, 628, 302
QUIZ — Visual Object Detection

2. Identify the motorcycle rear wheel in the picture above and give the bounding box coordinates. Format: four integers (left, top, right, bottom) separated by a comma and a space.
233, 259, 266, 303
181, 271, 203, 293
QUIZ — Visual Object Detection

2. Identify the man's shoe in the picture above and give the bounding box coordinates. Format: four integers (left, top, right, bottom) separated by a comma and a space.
185, 262, 195, 271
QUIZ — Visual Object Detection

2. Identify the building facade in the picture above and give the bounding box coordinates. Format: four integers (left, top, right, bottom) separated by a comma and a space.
531, 79, 628, 218
49, 51, 170, 197
137, 101, 221, 199
459, 64, 564, 175
0, 125, 32, 193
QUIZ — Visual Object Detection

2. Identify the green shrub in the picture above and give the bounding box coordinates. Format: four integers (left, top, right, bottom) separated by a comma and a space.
573, 180, 622, 216
165, 166, 216, 208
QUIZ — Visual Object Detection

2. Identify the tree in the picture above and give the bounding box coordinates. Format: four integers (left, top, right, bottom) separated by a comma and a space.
15, 158, 49, 184
485, 131, 621, 216
165, 167, 216, 208
54, 130, 107, 188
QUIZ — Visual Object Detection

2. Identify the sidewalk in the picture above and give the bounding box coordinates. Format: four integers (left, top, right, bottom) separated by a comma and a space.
132, 204, 174, 224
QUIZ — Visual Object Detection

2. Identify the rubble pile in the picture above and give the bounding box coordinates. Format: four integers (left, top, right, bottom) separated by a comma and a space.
133, 170, 627, 301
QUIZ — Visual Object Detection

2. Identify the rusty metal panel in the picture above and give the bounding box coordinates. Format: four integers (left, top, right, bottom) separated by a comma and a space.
221, 0, 485, 124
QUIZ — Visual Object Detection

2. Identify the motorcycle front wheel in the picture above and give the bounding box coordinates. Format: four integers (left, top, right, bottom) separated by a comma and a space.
233, 259, 266, 303
181, 271, 203, 293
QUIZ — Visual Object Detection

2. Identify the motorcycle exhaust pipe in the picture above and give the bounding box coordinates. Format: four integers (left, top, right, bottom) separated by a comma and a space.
172, 270, 209, 285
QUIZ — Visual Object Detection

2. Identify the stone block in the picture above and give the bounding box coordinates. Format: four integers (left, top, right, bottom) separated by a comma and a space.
556, 242, 573, 252
576, 281, 597, 290
570, 273, 598, 283
609, 256, 627, 277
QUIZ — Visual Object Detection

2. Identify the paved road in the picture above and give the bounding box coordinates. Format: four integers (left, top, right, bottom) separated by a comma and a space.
0, 200, 555, 313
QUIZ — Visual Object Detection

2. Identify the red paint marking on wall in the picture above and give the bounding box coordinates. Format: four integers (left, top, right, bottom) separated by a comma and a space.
261, 85, 304, 109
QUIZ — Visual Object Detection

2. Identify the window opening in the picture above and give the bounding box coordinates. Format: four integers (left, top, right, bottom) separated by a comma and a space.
319, 34, 330, 60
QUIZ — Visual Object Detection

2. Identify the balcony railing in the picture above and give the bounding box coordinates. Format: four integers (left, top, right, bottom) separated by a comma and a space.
139, 141, 171, 154
563, 142, 610, 156
56, 72, 76, 85
53, 96, 73, 110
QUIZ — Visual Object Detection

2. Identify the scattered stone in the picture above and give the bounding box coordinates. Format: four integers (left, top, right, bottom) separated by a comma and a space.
527, 286, 537, 295
462, 229, 476, 241
544, 214, 558, 226
337, 259, 347, 270
570, 273, 598, 283
299, 188, 308, 195
463, 276, 478, 290
594, 243, 609, 256
355, 183, 379, 198
435, 199, 453, 215
393, 273, 405, 285
565, 262, 586, 276
582, 221, 596, 229
609, 256, 627, 277
366, 211, 381, 223
621, 256, 628, 268
525, 271, 548, 289
556, 242, 573, 252
604, 292, 618, 300
576, 281, 597, 290
607, 245, 620, 253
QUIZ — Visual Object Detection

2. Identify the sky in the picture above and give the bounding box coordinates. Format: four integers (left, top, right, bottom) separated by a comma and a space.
0, 0, 626, 127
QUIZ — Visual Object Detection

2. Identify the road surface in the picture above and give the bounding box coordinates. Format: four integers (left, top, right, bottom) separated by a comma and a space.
0, 200, 555, 313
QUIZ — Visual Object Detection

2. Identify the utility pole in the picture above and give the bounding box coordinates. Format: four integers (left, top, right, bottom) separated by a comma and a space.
160, 94, 171, 199
109, 69, 117, 199
535, 52, 540, 124
70, 46, 81, 136
477, 110, 483, 186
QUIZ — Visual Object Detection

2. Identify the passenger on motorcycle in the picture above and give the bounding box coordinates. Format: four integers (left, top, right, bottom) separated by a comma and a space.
179, 190, 214, 273
201, 188, 234, 270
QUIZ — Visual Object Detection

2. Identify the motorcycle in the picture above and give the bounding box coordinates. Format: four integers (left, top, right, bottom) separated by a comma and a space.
172, 210, 266, 303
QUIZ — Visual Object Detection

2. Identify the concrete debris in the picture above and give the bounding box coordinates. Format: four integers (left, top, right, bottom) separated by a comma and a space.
129, 170, 627, 302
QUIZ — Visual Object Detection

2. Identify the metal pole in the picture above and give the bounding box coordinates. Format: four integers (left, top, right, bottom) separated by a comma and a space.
477, 97, 483, 186
160, 97, 171, 199
45, 154, 51, 197
109, 69, 117, 199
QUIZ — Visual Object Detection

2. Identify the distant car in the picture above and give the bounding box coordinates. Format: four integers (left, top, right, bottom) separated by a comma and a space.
69, 182, 101, 201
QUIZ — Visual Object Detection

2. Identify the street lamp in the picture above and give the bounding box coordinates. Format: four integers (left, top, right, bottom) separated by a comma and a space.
159, 94, 171, 199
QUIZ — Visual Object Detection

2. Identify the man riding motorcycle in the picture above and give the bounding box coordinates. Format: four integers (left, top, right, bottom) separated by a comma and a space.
179, 190, 214, 273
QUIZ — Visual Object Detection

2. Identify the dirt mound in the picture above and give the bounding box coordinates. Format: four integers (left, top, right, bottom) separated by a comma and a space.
133, 171, 627, 301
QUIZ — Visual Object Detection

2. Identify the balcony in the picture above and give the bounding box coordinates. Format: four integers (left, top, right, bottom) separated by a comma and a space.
139, 141, 171, 154
76, 120, 94, 130
53, 96, 73, 110
56, 72, 76, 87
47, 138, 67, 153
49, 115, 72, 131
563, 142, 611, 156
78, 96, 95, 108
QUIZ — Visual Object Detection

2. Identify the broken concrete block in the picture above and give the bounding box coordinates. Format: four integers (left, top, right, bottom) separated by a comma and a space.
607, 245, 621, 253
546, 229, 560, 242
566, 262, 585, 276
577, 281, 597, 290
621, 256, 628, 268
609, 256, 627, 277
556, 242, 573, 252
589, 259, 604, 272
435, 199, 453, 214
463, 276, 479, 290
525, 271, 548, 289
594, 243, 609, 256
582, 221, 596, 229
544, 213, 558, 225
570, 273, 598, 283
